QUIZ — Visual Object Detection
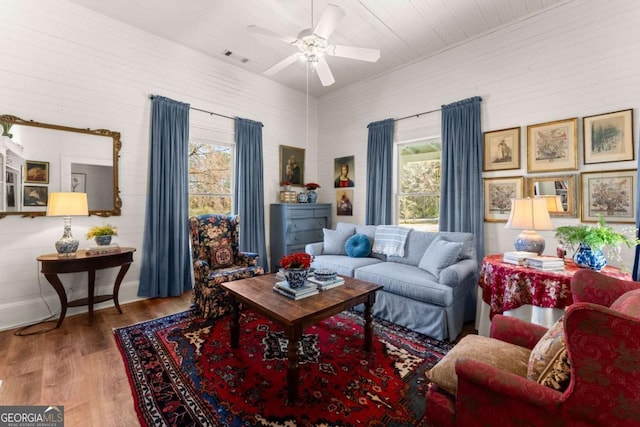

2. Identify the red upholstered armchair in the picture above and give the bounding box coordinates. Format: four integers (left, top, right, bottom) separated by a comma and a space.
189, 214, 264, 318
424, 268, 640, 427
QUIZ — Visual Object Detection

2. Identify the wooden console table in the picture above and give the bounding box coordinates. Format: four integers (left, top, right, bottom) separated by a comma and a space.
37, 247, 136, 327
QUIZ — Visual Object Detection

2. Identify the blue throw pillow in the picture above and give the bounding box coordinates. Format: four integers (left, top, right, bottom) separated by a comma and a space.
345, 233, 372, 258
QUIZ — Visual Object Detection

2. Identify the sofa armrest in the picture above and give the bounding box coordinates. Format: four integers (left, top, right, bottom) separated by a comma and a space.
439, 258, 477, 288
571, 269, 640, 307
305, 242, 324, 256
455, 358, 563, 426
236, 251, 259, 267
192, 258, 211, 283
490, 315, 549, 349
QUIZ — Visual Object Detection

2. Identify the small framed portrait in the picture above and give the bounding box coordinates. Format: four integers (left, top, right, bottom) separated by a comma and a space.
25, 160, 50, 184
279, 145, 305, 187
580, 169, 636, 223
336, 189, 353, 216
334, 156, 355, 187
71, 173, 86, 192
583, 109, 634, 164
527, 118, 578, 173
23, 185, 48, 207
483, 127, 520, 171
483, 176, 524, 222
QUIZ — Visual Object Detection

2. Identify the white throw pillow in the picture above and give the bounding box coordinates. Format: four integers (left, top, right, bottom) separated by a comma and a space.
322, 228, 353, 255
418, 236, 463, 278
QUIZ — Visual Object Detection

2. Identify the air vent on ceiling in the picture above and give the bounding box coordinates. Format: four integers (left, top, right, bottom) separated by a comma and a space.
222, 50, 249, 63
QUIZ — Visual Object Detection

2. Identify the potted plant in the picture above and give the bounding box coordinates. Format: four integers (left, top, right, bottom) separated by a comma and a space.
282, 180, 292, 191
554, 216, 638, 271
86, 223, 118, 246
280, 252, 314, 288
305, 182, 321, 203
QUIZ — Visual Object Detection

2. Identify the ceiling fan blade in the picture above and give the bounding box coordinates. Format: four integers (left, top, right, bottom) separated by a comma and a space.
313, 5, 345, 40
314, 58, 335, 87
247, 25, 298, 44
328, 45, 381, 62
264, 54, 300, 76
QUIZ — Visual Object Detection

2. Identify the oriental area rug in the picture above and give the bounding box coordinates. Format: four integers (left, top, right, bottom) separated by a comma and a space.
114, 309, 452, 426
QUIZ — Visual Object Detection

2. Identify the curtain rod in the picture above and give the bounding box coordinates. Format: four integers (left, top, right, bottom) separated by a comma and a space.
149, 95, 235, 120
395, 108, 441, 122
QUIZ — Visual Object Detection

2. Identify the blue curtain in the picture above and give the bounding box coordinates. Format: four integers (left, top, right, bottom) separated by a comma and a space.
440, 96, 484, 262
633, 143, 640, 280
138, 96, 192, 297
234, 118, 268, 271
365, 118, 395, 225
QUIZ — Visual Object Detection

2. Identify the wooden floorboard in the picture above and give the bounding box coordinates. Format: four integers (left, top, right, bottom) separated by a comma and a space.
0, 292, 192, 427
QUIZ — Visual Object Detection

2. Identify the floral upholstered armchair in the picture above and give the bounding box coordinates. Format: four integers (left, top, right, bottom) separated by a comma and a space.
189, 214, 264, 318
423, 268, 640, 427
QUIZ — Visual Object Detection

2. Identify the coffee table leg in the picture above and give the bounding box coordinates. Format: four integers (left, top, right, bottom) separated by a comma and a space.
286, 326, 302, 403
364, 294, 376, 352
230, 296, 240, 348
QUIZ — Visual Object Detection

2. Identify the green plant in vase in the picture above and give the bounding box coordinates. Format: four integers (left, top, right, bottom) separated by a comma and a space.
554, 216, 638, 271
86, 223, 118, 246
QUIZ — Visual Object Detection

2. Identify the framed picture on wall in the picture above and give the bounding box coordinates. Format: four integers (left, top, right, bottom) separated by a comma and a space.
583, 109, 634, 164
24, 160, 50, 184
483, 176, 524, 222
23, 185, 48, 207
71, 173, 86, 193
334, 156, 355, 187
483, 127, 520, 171
580, 169, 636, 223
279, 145, 305, 187
526, 118, 578, 173
336, 189, 353, 216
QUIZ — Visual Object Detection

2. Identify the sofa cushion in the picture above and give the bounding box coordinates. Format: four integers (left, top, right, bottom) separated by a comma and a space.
527, 318, 566, 382
210, 243, 234, 269
610, 288, 640, 319
345, 233, 372, 258
322, 228, 353, 255
311, 255, 383, 277
426, 334, 531, 395
418, 237, 463, 278
354, 262, 455, 307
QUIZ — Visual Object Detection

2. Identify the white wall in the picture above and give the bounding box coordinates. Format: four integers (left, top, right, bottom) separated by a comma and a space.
317, 0, 640, 269
0, 0, 318, 330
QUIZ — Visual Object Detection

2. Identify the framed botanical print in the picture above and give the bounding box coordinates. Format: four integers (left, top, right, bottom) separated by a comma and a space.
483, 127, 520, 171
580, 169, 636, 223
583, 109, 634, 164
483, 176, 524, 222
527, 118, 578, 173
279, 145, 305, 187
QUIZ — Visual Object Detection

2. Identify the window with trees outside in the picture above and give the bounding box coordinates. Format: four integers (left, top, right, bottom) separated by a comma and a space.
188, 140, 234, 217
397, 137, 441, 231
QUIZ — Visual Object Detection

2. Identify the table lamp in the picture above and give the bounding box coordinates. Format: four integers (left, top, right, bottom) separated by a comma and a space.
47, 192, 89, 255
536, 194, 565, 213
505, 197, 553, 255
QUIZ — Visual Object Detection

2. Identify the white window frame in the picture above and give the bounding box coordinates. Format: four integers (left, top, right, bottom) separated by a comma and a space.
188, 139, 235, 215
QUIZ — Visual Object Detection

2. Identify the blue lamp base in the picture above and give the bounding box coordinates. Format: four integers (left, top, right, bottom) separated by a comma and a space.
514, 230, 545, 255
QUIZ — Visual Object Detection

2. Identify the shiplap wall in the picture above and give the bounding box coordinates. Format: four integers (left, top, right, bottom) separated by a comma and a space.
0, 0, 318, 330
317, 0, 640, 268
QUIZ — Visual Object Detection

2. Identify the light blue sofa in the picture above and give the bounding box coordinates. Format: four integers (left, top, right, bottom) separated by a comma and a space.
305, 223, 478, 341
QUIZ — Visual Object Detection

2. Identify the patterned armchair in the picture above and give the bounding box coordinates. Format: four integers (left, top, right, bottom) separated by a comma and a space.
423, 269, 640, 427
189, 214, 264, 318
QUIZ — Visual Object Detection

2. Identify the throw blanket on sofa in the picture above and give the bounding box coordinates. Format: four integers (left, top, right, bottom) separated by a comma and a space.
373, 226, 412, 257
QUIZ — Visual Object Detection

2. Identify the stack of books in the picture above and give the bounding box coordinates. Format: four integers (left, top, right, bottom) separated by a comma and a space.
307, 275, 345, 291
523, 256, 566, 271
273, 281, 319, 300
502, 251, 538, 265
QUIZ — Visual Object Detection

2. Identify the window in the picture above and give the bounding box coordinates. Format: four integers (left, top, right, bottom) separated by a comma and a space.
397, 137, 441, 231
188, 140, 234, 216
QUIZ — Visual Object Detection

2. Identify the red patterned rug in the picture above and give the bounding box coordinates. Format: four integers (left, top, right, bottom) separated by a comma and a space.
114, 309, 452, 426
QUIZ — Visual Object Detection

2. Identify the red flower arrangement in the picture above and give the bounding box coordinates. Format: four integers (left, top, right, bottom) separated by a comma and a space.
282, 180, 292, 186
305, 182, 321, 190
280, 252, 314, 269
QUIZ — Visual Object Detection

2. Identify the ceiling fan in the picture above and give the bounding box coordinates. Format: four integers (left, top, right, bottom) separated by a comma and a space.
247, 3, 381, 87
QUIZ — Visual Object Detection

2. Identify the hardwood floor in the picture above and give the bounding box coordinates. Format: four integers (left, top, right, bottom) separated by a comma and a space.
0, 292, 192, 427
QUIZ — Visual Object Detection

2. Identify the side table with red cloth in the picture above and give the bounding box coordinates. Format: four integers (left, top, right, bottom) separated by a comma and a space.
475, 254, 631, 336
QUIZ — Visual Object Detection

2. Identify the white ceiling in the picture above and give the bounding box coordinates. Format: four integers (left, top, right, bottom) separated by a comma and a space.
68, 0, 568, 97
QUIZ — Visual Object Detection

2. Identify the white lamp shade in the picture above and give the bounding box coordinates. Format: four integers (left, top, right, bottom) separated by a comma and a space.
505, 198, 553, 230
47, 192, 89, 216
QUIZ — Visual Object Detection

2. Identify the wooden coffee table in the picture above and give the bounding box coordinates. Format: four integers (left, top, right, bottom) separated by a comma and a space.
220, 274, 383, 403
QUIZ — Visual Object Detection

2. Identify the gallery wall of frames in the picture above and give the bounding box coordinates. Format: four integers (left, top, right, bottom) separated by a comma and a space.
482, 109, 635, 224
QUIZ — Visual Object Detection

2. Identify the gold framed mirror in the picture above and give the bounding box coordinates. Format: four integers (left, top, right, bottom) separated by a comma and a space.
0, 115, 121, 218
525, 174, 578, 218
